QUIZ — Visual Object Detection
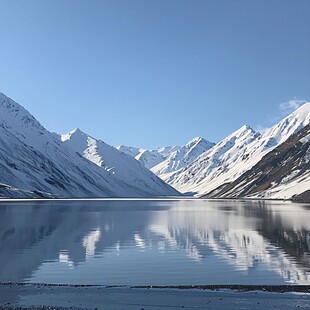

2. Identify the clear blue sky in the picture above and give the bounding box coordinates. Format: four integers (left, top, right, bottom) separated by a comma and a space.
0, 0, 309, 148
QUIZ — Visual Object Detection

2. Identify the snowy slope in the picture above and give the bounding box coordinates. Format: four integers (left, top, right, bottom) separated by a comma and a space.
164, 126, 259, 194
167, 103, 310, 195
0, 93, 178, 198
151, 137, 215, 177
61, 129, 179, 196
117, 144, 181, 169
135, 149, 165, 169
117, 145, 141, 158
204, 123, 310, 200
0, 106, 114, 197
216, 125, 310, 199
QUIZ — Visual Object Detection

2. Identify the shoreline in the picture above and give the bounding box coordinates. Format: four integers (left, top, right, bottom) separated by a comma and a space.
1, 283, 310, 310
0, 197, 302, 202
1, 282, 310, 293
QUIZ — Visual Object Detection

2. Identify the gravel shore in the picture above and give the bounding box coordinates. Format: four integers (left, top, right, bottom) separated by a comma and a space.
0, 283, 309, 310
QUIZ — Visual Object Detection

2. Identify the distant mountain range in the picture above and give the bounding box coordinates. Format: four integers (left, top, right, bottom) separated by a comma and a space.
117, 137, 215, 176
116, 144, 181, 169
0, 92, 309, 201
121, 103, 310, 202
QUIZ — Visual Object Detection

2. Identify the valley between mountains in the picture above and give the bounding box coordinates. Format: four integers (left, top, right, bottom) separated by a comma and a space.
0, 92, 309, 201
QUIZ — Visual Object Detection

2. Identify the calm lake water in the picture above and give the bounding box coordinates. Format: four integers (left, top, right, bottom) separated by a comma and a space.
0, 199, 310, 285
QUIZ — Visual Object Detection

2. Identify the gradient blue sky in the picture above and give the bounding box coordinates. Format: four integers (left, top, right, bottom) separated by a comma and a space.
0, 0, 309, 148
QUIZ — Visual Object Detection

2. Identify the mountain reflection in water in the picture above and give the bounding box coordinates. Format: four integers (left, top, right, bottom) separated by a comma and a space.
0, 199, 309, 285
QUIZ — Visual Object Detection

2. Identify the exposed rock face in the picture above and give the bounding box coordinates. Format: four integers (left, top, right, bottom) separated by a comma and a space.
203, 124, 310, 201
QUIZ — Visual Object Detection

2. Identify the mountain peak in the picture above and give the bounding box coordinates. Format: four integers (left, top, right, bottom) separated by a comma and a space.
72, 127, 83, 134
186, 136, 203, 146
240, 124, 254, 132
186, 136, 214, 148
227, 124, 256, 140
289, 102, 310, 119
191, 136, 203, 142
61, 128, 90, 142
261, 102, 310, 146
242, 124, 250, 129
0, 92, 45, 132
295, 101, 310, 111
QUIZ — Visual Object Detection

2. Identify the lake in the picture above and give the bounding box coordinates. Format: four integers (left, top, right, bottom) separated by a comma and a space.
0, 199, 309, 286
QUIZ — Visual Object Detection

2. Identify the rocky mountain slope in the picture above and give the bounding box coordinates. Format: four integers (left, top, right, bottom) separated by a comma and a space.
0, 93, 179, 198
165, 103, 310, 196
203, 123, 310, 200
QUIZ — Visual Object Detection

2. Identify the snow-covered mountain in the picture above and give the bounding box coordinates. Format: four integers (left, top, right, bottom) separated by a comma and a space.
166, 103, 310, 196
204, 123, 310, 201
61, 128, 178, 196
116, 144, 181, 169
118, 137, 214, 178
151, 137, 215, 177
117, 145, 142, 158
164, 125, 259, 194
1, 91, 308, 200
0, 93, 179, 198
135, 149, 166, 169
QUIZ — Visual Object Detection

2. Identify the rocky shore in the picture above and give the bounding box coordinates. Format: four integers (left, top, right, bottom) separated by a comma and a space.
0, 283, 309, 310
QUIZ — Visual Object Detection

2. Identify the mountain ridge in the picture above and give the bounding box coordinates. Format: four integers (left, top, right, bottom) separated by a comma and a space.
203, 123, 310, 200
0, 93, 179, 198
0, 91, 309, 201
164, 103, 310, 196
61, 127, 179, 196
118, 136, 215, 176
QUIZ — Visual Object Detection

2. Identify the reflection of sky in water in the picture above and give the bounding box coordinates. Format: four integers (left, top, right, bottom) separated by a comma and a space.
0, 199, 309, 285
